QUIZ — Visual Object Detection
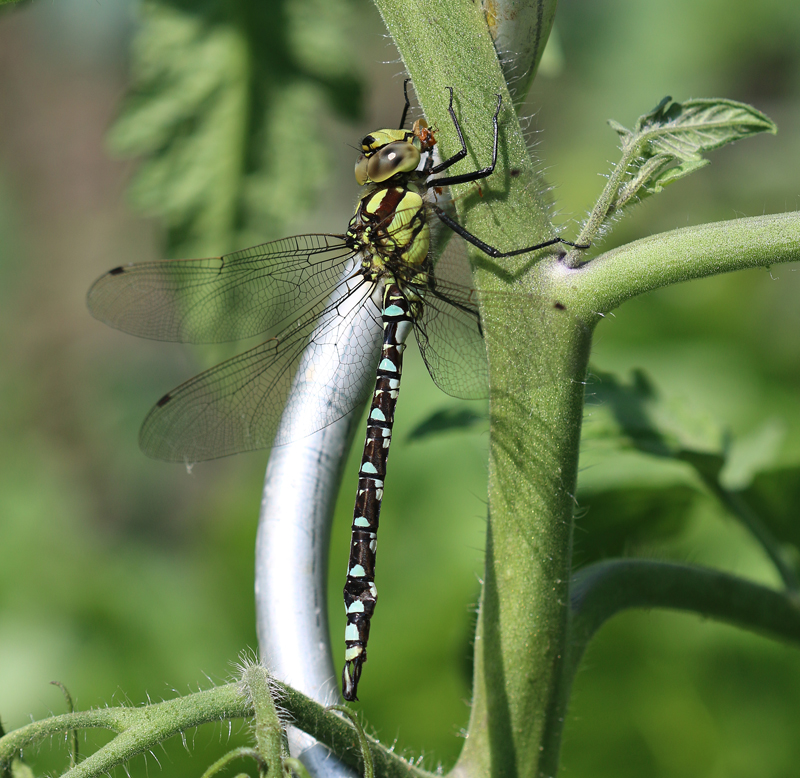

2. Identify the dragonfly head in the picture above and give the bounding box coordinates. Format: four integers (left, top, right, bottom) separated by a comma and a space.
355, 119, 437, 185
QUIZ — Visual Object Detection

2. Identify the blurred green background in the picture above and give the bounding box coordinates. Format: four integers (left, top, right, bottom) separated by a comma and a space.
1, 1, 800, 777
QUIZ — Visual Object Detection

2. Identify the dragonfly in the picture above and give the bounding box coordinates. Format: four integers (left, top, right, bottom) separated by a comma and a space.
88, 84, 586, 701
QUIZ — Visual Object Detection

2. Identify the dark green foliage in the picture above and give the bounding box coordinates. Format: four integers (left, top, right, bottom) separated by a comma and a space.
743, 467, 800, 549
109, 0, 364, 257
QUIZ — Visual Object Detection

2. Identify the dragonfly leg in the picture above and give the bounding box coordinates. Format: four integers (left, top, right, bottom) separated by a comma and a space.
398, 78, 412, 130
430, 203, 590, 256
427, 88, 502, 185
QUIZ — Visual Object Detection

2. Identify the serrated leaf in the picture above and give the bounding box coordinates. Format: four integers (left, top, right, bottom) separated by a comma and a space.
609, 97, 776, 212
638, 98, 776, 158
644, 157, 711, 194
108, 0, 363, 257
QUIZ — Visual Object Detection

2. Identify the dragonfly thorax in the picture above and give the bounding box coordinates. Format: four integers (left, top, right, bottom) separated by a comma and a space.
347, 186, 431, 281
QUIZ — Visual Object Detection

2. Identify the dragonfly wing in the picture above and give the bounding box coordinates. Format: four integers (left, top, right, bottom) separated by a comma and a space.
87, 234, 354, 343
414, 238, 489, 400
140, 276, 382, 461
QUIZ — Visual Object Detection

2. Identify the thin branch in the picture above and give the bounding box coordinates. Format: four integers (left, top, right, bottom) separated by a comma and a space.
568, 559, 800, 679
282, 685, 435, 778
0, 682, 432, 778
49, 682, 79, 767
199, 748, 266, 778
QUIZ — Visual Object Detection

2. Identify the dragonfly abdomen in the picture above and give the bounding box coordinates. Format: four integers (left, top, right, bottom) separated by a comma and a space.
342, 282, 415, 701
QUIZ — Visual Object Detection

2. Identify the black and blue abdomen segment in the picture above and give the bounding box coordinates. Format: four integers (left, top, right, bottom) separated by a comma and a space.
342, 282, 415, 701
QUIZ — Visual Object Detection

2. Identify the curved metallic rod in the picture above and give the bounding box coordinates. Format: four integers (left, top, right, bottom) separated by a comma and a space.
256, 261, 381, 778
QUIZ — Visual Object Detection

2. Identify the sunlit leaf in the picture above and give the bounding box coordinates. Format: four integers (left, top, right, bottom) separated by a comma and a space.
10, 759, 36, 778
720, 419, 785, 490
579, 367, 800, 575
610, 97, 776, 210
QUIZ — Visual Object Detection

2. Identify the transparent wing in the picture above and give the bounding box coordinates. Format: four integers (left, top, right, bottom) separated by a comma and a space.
139, 273, 382, 462
87, 234, 354, 343
413, 237, 489, 401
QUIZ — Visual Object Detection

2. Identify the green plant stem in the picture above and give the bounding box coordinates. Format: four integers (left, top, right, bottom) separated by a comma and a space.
569, 133, 640, 258
0, 683, 433, 778
282, 685, 435, 778
565, 212, 800, 316
0, 685, 252, 778
373, 2, 583, 777
567, 559, 800, 681
50, 681, 79, 767
326, 706, 374, 778
199, 748, 266, 778
470, 293, 590, 778
283, 757, 312, 778
242, 665, 284, 778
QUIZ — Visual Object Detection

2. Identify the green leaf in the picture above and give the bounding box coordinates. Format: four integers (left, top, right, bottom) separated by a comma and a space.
740, 465, 800, 550
108, 0, 363, 257
645, 157, 711, 193
573, 484, 696, 568
575, 369, 727, 560
581, 368, 800, 586
574, 98, 779, 251
610, 97, 776, 210
583, 367, 726, 459
720, 419, 785, 490
638, 97, 775, 155
10, 759, 35, 778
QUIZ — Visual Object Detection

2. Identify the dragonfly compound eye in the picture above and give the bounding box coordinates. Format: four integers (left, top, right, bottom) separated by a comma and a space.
355, 154, 369, 185
366, 141, 420, 183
